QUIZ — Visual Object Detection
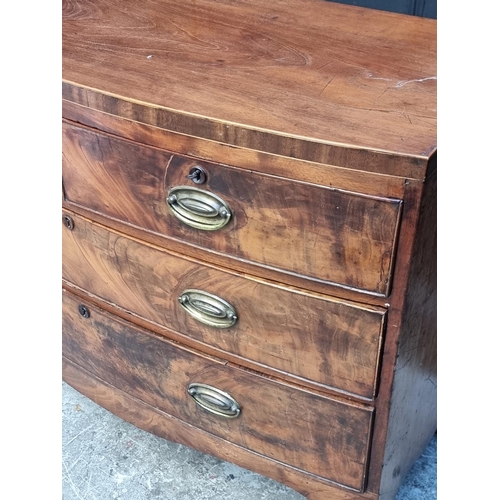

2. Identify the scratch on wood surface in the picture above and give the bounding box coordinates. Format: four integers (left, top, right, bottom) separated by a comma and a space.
319, 75, 336, 97
316, 60, 335, 71
402, 109, 413, 125
366, 86, 393, 113
395, 76, 436, 88
366, 72, 393, 82
376, 87, 390, 102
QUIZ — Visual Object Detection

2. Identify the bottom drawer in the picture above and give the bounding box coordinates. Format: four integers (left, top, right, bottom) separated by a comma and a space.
62, 289, 374, 492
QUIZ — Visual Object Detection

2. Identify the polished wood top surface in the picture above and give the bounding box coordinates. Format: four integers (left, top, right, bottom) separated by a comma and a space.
62, 0, 436, 178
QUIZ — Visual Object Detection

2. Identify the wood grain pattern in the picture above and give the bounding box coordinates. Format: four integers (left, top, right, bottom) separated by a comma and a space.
62, 101, 408, 198
62, 196, 392, 309
62, 289, 374, 492
62, 122, 402, 296
63, 210, 387, 399
360, 173, 433, 496
378, 170, 436, 499
63, 356, 380, 500
61, 2, 437, 498
62, 0, 436, 177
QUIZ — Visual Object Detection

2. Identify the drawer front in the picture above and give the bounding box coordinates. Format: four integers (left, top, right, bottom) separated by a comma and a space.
62, 122, 402, 296
62, 289, 374, 491
63, 212, 386, 399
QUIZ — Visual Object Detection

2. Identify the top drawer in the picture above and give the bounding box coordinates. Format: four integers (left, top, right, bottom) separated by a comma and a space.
62, 122, 402, 296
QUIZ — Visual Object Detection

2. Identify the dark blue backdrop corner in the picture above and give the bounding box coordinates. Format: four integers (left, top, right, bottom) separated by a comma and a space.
327, 0, 436, 19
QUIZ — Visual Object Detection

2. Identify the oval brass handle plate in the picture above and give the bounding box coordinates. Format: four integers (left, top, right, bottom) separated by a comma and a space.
167, 186, 232, 230
188, 383, 241, 418
178, 289, 238, 328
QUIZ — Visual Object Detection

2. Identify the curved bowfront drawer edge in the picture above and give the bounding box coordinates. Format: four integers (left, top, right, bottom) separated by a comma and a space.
62, 121, 402, 297
61, 80, 434, 181
63, 359, 380, 500
63, 210, 387, 400
62, 289, 374, 493
61, 101, 409, 200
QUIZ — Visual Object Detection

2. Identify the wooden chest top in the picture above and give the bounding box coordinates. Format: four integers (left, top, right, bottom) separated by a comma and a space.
62, 0, 436, 179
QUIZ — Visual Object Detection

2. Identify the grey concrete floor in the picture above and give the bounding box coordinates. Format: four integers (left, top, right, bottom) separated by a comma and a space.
62, 381, 437, 500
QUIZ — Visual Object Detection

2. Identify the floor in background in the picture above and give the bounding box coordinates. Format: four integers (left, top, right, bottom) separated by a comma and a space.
62, 382, 437, 500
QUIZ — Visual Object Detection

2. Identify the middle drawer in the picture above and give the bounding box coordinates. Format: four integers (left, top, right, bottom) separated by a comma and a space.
63, 211, 386, 400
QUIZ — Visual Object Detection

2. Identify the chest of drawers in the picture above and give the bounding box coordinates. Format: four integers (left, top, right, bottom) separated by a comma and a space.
62, 1, 436, 498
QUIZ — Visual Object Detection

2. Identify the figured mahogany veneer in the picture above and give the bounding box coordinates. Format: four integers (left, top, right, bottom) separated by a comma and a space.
62, 122, 402, 297
63, 211, 386, 399
62, 1, 436, 499
63, 290, 374, 492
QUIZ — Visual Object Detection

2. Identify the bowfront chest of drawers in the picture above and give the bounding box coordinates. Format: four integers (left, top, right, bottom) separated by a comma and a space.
62, 1, 437, 498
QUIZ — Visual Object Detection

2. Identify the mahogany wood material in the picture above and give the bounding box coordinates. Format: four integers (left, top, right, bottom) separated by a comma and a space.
63, 356, 379, 500
62, 0, 436, 177
378, 170, 436, 499
61, 196, 393, 309
63, 210, 387, 399
62, 122, 402, 296
62, 1, 437, 499
62, 102, 408, 199
63, 289, 374, 492
361, 177, 425, 493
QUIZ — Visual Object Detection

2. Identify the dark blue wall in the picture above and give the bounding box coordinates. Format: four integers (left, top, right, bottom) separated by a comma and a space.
328, 0, 436, 18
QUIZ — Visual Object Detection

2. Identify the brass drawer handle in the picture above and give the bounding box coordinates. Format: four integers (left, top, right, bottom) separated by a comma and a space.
178, 289, 238, 328
167, 186, 232, 230
188, 383, 241, 418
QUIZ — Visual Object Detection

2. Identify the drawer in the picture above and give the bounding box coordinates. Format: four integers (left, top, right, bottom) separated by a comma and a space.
63, 211, 387, 399
62, 289, 374, 492
62, 122, 402, 296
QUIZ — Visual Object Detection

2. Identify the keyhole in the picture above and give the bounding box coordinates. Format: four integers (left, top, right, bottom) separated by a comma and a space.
63, 215, 74, 230
186, 166, 207, 184
78, 305, 90, 318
